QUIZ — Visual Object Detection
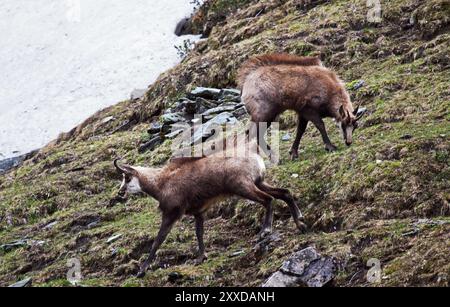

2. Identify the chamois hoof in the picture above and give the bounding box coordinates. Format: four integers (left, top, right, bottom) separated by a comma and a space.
296, 221, 308, 233
290, 151, 299, 160
193, 254, 207, 265
257, 228, 272, 240
325, 144, 337, 152
136, 270, 146, 279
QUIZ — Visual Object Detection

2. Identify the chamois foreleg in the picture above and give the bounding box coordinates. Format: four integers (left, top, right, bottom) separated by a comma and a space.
309, 115, 337, 152
194, 214, 207, 264
237, 184, 274, 238
136, 210, 181, 278
289, 115, 308, 160
258, 182, 307, 233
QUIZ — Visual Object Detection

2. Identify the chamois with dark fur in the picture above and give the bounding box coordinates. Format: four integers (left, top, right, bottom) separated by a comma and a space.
238, 53, 366, 159
113, 153, 306, 278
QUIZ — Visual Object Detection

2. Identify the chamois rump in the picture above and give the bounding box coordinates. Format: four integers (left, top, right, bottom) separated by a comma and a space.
113, 152, 306, 278
238, 53, 366, 160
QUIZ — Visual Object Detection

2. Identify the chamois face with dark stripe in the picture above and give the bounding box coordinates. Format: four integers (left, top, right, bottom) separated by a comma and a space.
338, 105, 366, 146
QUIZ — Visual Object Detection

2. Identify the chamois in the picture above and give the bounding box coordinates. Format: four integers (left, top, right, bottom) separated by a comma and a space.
238, 53, 366, 160
113, 153, 306, 278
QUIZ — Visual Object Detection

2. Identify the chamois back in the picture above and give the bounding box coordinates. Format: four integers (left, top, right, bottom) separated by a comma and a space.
237, 53, 322, 89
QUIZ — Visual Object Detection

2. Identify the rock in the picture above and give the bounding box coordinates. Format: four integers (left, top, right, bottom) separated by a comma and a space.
201, 104, 237, 116
9, 277, 32, 288
233, 106, 248, 118
130, 89, 146, 100
191, 112, 237, 145
188, 87, 221, 100
101, 116, 115, 124
0, 155, 26, 174
147, 122, 163, 135
351, 80, 365, 90
262, 247, 337, 287
196, 97, 220, 109
106, 234, 122, 244
282, 133, 291, 141
160, 113, 185, 125
229, 250, 246, 258
220, 88, 241, 97
179, 98, 199, 114
139, 136, 163, 153
262, 271, 299, 287
43, 221, 58, 230
168, 271, 183, 283
0, 240, 28, 252
291, 173, 299, 178
165, 129, 184, 139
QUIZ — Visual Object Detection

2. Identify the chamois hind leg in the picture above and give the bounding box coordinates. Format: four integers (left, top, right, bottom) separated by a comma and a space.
136, 209, 181, 278
236, 183, 274, 238
194, 214, 207, 265
257, 182, 307, 233
289, 115, 308, 160
247, 104, 280, 158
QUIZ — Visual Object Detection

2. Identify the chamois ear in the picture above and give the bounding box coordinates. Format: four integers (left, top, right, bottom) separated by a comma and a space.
114, 159, 135, 175
354, 106, 367, 120
339, 105, 346, 119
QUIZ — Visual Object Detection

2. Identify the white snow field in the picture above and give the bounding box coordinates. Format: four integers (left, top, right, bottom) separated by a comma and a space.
0, 0, 199, 159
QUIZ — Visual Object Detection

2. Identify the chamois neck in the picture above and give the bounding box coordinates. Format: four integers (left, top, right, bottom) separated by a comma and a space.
134, 166, 163, 200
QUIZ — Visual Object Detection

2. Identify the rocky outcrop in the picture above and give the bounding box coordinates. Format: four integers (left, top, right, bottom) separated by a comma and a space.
262, 247, 337, 287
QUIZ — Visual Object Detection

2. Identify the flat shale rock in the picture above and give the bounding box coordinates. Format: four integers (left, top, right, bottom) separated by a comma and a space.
262, 247, 337, 287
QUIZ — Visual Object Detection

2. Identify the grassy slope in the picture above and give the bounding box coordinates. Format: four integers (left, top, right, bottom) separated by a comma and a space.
0, 0, 449, 287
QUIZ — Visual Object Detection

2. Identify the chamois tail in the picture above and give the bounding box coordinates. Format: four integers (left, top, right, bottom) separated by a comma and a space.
237, 53, 322, 89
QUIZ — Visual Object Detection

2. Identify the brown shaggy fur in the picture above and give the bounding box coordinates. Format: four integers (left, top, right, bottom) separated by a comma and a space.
237, 53, 322, 90
238, 53, 363, 158
114, 153, 306, 277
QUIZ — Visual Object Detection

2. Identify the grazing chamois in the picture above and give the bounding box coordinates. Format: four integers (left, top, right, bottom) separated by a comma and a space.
113, 153, 306, 278
238, 53, 366, 160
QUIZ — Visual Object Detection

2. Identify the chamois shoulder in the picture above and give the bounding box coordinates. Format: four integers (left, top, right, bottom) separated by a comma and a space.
169, 156, 205, 166
237, 53, 322, 89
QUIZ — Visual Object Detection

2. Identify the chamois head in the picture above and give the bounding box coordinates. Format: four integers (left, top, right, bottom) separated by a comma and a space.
114, 159, 143, 198
338, 105, 366, 146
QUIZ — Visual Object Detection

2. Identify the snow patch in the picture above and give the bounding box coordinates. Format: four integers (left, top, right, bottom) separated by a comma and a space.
0, 0, 200, 159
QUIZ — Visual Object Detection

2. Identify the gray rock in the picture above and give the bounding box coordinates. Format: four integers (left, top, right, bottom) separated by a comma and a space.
201, 105, 237, 116
229, 250, 246, 258
165, 129, 184, 139
351, 80, 365, 90
9, 277, 32, 288
189, 87, 221, 100
43, 221, 58, 230
147, 122, 163, 135
191, 112, 237, 145
220, 88, 241, 97
282, 133, 291, 141
262, 247, 337, 287
107, 234, 122, 244
160, 113, 186, 125
139, 136, 163, 153
0, 150, 38, 174
233, 106, 248, 118
0, 240, 28, 253
179, 98, 199, 114
263, 271, 299, 287
196, 97, 220, 109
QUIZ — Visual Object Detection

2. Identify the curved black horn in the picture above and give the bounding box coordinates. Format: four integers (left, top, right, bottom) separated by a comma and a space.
114, 158, 126, 173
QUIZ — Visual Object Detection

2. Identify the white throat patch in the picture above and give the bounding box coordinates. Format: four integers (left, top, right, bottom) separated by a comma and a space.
127, 177, 142, 194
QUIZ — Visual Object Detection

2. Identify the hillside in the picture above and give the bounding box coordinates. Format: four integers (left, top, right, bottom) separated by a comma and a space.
0, 0, 449, 287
